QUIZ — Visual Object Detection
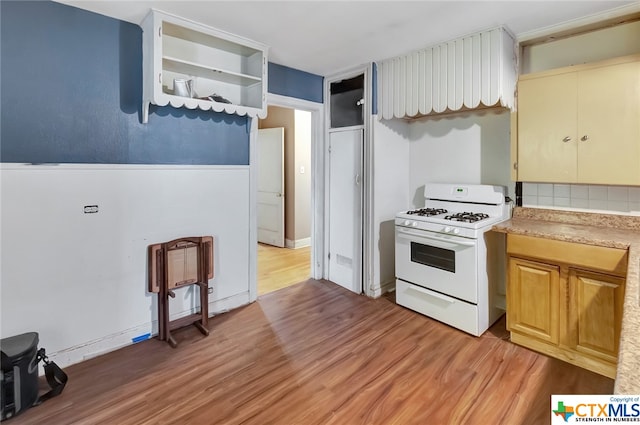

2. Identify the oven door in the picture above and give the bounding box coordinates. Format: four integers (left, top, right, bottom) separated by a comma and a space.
395, 226, 478, 303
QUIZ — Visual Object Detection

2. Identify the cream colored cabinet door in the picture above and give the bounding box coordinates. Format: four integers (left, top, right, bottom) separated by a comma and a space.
517, 73, 578, 182
507, 257, 560, 345
565, 268, 625, 365
517, 56, 640, 185
577, 61, 640, 185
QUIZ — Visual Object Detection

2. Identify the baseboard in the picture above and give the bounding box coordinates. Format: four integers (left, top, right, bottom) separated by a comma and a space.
368, 279, 396, 298
208, 291, 251, 315
285, 237, 311, 249
47, 292, 251, 370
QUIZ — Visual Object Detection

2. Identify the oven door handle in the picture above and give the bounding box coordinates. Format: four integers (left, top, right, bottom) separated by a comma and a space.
396, 227, 476, 247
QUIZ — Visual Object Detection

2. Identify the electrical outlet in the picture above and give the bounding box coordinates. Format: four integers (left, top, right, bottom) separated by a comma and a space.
208, 287, 213, 294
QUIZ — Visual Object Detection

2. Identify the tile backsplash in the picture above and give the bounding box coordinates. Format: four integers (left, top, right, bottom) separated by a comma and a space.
522, 183, 640, 214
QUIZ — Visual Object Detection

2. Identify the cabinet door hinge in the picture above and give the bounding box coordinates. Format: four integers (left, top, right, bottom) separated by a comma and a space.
328, 253, 331, 260
513, 162, 518, 170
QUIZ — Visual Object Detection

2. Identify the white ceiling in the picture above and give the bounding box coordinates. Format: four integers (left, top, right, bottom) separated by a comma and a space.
56, 1, 639, 76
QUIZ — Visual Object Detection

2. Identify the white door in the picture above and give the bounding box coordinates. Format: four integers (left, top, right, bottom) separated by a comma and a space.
328, 128, 363, 293
257, 128, 285, 247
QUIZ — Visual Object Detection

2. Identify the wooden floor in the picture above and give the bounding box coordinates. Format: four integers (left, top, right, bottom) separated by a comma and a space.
257, 243, 310, 295
14, 280, 612, 425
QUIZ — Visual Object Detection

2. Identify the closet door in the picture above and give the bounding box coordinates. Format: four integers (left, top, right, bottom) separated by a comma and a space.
328, 129, 363, 294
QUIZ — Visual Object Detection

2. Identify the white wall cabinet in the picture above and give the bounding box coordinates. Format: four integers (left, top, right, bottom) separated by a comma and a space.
377, 27, 516, 120
141, 10, 268, 123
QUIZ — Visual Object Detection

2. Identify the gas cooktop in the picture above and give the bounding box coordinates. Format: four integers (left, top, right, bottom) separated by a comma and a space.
402, 209, 493, 224
396, 183, 511, 237
444, 212, 490, 223
406, 208, 448, 217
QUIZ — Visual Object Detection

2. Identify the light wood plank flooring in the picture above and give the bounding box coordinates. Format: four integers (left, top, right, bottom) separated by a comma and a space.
257, 243, 310, 295
13, 280, 612, 425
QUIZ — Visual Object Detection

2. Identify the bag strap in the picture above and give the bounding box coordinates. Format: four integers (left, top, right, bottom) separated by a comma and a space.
34, 348, 68, 405
1, 350, 16, 420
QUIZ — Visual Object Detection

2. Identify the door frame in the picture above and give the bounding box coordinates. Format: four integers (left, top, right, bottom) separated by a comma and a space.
249, 93, 325, 302
324, 64, 373, 296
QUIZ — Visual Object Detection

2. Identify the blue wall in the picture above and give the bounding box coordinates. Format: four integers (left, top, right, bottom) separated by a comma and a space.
0, 1, 324, 165
268, 63, 323, 104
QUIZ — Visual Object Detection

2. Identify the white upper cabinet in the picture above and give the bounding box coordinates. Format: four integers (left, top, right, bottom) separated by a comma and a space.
378, 27, 517, 120
141, 10, 268, 123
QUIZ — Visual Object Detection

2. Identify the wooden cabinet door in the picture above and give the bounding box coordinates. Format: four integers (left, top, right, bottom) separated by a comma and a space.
517, 73, 578, 182
577, 61, 640, 185
566, 268, 625, 363
507, 257, 560, 344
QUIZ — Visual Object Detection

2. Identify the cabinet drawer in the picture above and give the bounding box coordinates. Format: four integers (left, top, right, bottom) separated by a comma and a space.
507, 234, 627, 276
396, 280, 481, 336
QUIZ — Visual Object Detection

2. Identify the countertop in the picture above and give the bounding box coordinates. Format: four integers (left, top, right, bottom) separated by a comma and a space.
492, 207, 640, 394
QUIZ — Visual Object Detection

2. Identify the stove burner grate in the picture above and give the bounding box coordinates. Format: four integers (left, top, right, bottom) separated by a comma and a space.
406, 208, 448, 217
444, 212, 490, 223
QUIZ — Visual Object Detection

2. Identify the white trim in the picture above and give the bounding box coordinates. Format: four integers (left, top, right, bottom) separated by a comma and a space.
285, 237, 311, 249
364, 63, 375, 298
327, 124, 365, 134
249, 117, 259, 302
46, 292, 251, 369
259, 93, 325, 282
369, 279, 396, 299
267, 93, 322, 110
517, 3, 640, 43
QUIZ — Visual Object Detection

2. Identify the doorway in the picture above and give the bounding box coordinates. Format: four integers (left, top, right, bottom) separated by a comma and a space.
257, 106, 313, 296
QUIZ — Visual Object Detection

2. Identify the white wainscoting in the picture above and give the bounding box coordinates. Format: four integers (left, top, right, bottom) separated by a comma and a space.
0, 164, 252, 368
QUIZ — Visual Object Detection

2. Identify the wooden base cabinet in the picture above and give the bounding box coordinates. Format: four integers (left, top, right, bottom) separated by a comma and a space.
566, 269, 625, 365
506, 234, 627, 378
507, 258, 559, 345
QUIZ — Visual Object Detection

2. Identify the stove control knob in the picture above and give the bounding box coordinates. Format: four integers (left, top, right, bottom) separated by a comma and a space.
411, 221, 419, 227
452, 228, 460, 235
404, 220, 411, 226
444, 226, 452, 233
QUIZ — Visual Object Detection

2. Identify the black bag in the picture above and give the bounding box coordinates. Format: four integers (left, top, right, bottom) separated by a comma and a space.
1, 333, 68, 421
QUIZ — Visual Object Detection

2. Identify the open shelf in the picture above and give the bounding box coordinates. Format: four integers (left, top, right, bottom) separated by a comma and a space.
162, 56, 262, 87
142, 9, 268, 123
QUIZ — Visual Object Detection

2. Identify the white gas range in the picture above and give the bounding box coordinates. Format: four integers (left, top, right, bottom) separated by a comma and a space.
394, 183, 511, 336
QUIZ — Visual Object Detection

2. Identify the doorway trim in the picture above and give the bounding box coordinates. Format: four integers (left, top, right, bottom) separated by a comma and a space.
249, 93, 325, 302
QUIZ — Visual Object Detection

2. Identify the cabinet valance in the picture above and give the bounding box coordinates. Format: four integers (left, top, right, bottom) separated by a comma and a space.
377, 27, 517, 120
